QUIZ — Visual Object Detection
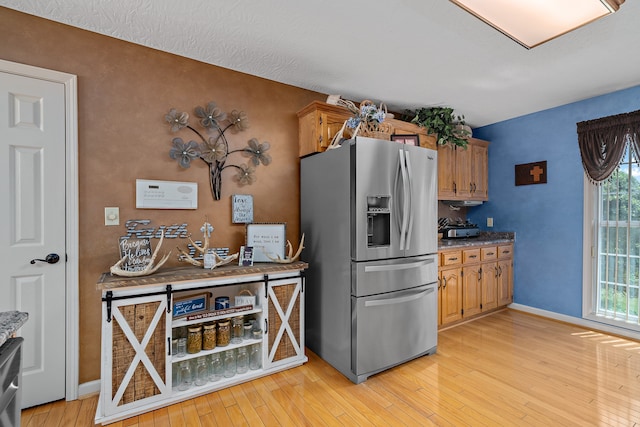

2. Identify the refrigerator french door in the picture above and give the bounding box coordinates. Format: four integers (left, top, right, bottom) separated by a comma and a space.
352, 137, 437, 262
351, 254, 438, 382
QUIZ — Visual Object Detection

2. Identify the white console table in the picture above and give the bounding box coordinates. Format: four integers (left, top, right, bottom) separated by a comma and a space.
94, 262, 307, 425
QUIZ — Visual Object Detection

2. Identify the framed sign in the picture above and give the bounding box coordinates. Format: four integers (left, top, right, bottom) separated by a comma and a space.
118, 236, 152, 272
515, 161, 547, 186
246, 223, 286, 262
232, 194, 254, 223
173, 292, 210, 318
390, 134, 420, 146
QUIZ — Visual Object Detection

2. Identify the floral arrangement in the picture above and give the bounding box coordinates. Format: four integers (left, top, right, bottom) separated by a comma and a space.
165, 102, 271, 200
345, 99, 387, 130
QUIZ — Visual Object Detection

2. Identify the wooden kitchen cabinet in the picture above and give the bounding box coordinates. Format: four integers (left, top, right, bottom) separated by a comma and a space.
438, 138, 489, 201
497, 245, 514, 306
462, 263, 482, 318
438, 250, 463, 326
438, 242, 513, 329
297, 101, 437, 157
95, 263, 307, 425
298, 102, 351, 157
480, 247, 499, 312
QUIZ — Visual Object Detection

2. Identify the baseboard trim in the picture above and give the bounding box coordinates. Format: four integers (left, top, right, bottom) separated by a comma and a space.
78, 380, 100, 398
509, 303, 640, 342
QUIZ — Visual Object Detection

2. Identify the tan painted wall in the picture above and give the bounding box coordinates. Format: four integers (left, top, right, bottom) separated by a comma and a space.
0, 7, 324, 383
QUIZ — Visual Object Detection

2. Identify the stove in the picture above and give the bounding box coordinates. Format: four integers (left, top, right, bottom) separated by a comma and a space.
439, 219, 480, 239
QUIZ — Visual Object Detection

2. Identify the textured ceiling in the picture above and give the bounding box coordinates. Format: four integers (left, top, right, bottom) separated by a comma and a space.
2, 0, 640, 127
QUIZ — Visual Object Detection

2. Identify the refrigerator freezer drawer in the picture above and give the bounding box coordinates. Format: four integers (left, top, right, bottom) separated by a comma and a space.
351, 283, 437, 382
352, 254, 437, 297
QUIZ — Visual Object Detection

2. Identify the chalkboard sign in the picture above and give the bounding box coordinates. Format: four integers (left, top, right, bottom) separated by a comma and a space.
118, 236, 153, 272
246, 223, 286, 262
232, 194, 254, 223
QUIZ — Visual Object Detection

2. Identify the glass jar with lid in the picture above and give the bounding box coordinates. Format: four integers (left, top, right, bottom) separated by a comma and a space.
187, 325, 202, 354
217, 319, 231, 347
202, 322, 216, 350
231, 316, 244, 344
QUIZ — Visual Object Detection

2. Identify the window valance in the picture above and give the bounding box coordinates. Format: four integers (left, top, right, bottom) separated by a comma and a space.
577, 109, 640, 184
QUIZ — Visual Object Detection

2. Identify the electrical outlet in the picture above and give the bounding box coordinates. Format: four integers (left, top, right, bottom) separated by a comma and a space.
487, 217, 494, 227
105, 207, 120, 226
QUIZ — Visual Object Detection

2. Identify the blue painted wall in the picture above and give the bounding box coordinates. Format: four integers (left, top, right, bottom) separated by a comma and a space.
468, 85, 640, 318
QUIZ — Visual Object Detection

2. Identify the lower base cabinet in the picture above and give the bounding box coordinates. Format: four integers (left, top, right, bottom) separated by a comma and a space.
95, 263, 307, 425
438, 243, 513, 327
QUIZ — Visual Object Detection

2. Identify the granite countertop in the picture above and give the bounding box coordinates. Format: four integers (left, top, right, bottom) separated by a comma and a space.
0, 311, 28, 348
438, 231, 515, 250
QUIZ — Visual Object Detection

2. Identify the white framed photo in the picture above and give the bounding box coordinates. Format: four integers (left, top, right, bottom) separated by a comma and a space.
246, 223, 286, 262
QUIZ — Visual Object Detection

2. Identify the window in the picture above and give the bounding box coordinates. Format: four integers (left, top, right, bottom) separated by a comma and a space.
587, 145, 640, 329
579, 110, 640, 331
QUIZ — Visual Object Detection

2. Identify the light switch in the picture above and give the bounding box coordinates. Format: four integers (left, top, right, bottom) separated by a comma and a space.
105, 207, 120, 226
487, 217, 494, 227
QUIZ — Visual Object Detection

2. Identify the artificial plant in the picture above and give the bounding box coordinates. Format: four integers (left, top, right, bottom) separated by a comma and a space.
404, 107, 471, 147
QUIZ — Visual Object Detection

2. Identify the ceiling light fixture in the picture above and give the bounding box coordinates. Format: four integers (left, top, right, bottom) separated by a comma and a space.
450, 0, 624, 49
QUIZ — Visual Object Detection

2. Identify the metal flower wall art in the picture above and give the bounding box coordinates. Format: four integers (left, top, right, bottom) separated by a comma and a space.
166, 101, 271, 200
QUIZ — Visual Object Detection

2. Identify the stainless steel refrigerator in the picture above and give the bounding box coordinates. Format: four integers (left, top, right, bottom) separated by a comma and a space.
301, 136, 438, 384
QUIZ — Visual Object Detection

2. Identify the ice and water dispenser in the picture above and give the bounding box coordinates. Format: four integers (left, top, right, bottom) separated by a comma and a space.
366, 196, 390, 247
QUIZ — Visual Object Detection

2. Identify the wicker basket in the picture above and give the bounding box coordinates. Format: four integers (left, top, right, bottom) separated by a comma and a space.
357, 120, 392, 140
355, 100, 391, 140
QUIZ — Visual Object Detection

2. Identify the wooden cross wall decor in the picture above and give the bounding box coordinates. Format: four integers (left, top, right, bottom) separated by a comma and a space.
515, 161, 547, 186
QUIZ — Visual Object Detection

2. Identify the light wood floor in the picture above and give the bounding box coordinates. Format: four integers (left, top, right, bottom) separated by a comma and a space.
21, 309, 640, 426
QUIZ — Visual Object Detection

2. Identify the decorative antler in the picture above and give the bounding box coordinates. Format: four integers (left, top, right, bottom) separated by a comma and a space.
211, 252, 239, 268
264, 234, 305, 264
110, 231, 171, 277
177, 218, 238, 268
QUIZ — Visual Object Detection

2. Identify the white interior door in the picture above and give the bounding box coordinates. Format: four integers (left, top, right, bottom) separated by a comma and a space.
0, 71, 67, 407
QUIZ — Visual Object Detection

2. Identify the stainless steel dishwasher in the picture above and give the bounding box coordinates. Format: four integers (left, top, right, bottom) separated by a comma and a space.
0, 337, 24, 427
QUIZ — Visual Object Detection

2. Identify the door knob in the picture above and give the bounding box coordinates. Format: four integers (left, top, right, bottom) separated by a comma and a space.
30, 253, 60, 264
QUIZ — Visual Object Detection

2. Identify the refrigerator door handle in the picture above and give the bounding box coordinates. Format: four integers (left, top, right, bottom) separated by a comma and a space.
404, 149, 414, 250
364, 287, 435, 307
363, 258, 435, 273
398, 149, 410, 249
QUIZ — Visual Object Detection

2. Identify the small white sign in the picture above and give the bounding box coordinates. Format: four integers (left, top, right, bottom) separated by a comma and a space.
232, 194, 254, 223
136, 179, 197, 209
246, 223, 286, 262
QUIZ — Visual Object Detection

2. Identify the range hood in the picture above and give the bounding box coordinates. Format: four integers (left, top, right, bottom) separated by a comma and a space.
442, 200, 484, 207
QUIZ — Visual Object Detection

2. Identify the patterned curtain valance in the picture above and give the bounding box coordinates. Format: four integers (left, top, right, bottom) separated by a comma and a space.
577, 109, 640, 184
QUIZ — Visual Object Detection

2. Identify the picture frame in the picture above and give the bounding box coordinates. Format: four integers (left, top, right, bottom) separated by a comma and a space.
172, 292, 210, 318
232, 194, 254, 223
390, 134, 420, 146
239, 246, 254, 266
246, 223, 286, 263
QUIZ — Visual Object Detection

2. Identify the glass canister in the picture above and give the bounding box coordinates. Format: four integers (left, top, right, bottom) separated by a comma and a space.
217, 319, 231, 347
223, 349, 236, 378
231, 316, 244, 344
172, 362, 180, 390
243, 321, 253, 340
236, 347, 249, 375
249, 344, 261, 370
202, 322, 217, 350
194, 357, 208, 386
177, 360, 192, 391
209, 353, 223, 382
177, 337, 187, 357
187, 325, 202, 354
251, 320, 262, 339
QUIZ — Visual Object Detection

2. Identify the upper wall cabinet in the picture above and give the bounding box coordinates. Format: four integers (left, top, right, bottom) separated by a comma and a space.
297, 101, 437, 157
438, 138, 489, 201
